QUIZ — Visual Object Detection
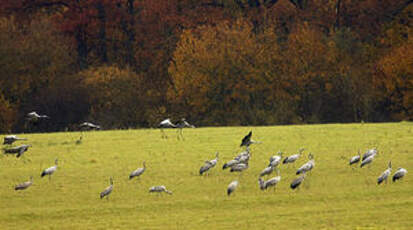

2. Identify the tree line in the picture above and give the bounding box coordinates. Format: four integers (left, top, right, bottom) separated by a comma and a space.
0, 0, 412, 133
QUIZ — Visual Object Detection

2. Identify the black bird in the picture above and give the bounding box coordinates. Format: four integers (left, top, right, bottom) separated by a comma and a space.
240, 131, 252, 147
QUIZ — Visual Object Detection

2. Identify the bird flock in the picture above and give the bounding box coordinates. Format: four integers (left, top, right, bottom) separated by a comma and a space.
2, 114, 409, 199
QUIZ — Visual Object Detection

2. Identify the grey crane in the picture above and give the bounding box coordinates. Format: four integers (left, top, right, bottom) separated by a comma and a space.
129, 161, 146, 180
41, 159, 58, 180
259, 169, 281, 190
3, 135, 27, 145
392, 168, 407, 182
296, 153, 315, 175
149, 185, 173, 195
223, 148, 250, 170
362, 148, 378, 161
176, 118, 195, 128
222, 159, 240, 170
230, 163, 248, 172
227, 180, 239, 196
283, 148, 304, 164
349, 150, 361, 165
259, 176, 281, 191
377, 161, 392, 184
290, 174, 306, 190
360, 154, 376, 168
26, 111, 49, 122
4, 144, 32, 158
200, 152, 219, 175
15, 176, 33, 191
159, 118, 176, 139
79, 122, 101, 131
268, 151, 283, 167
175, 118, 195, 140
259, 165, 274, 177
100, 177, 114, 199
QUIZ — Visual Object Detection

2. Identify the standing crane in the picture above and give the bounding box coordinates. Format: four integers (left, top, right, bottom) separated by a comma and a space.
176, 118, 195, 140
100, 177, 114, 199
41, 159, 58, 180
149, 185, 173, 195
296, 153, 315, 175
199, 152, 219, 175
129, 161, 146, 180
283, 148, 304, 164
392, 168, 407, 182
377, 161, 392, 184
3, 135, 27, 145
15, 176, 33, 191
227, 180, 239, 196
159, 118, 177, 139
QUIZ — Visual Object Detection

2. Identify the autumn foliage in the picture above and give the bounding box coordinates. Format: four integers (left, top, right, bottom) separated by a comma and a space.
0, 0, 412, 132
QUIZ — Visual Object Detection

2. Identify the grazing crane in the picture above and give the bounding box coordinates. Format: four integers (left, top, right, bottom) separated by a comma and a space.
175, 118, 194, 140
296, 153, 315, 175
223, 148, 250, 170
41, 159, 58, 180
222, 159, 240, 170
159, 118, 176, 139
26, 111, 49, 122
268, 151, 283, 167
227, 180, 239, 196
230, 163, 248, 172
3, 135, 27, 145
362, 148, 378, 161
129, 161, 146, 180
100, 177, 114, 199
259, 165, 274, 177
392, 168, 407, 182
79, 122, 101, 131
15, 176, 33, 191
149, 185, 173, 195
360, 154, 376, 168
4, 144, 32, 158
199, 152, 219, 175
377, 161, 392, 185
283, 148, 304, 164
349, 150, 361, 165
259, 169, 281, 190
290, 174, 306, 190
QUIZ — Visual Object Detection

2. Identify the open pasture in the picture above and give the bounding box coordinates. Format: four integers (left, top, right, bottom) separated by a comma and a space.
0, 122, 412, 229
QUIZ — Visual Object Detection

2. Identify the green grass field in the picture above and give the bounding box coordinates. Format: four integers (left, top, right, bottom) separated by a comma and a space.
1, 122, 412, 229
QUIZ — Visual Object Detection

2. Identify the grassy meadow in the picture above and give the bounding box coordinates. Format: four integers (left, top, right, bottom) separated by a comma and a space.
0, 122, 412, 229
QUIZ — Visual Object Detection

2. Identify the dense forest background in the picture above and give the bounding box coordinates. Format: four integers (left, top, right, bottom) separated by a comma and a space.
0, 0, 412, 133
